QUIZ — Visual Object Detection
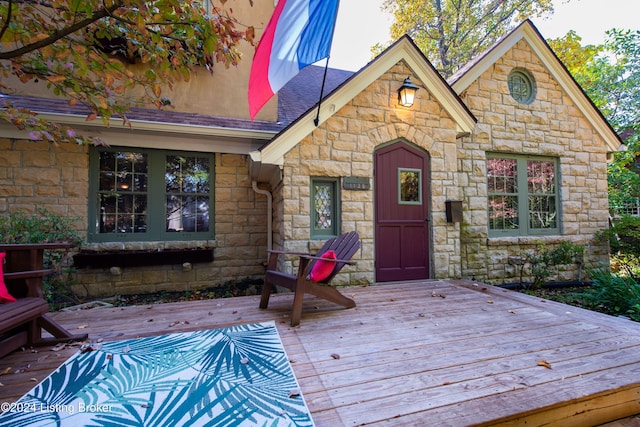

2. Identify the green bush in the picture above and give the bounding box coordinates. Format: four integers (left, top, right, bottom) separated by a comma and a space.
520, 241, 585, 289
584, 267, 640, 321
0, 208, 84, 308
610, 253, 640, 279
599, 214, 640, 258
0, 208, 82, 245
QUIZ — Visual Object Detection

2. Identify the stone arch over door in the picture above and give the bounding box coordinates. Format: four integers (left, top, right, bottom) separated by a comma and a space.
374, 139, 431, 282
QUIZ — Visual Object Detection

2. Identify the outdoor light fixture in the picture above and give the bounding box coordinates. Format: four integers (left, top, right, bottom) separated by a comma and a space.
397, 77, 420, 107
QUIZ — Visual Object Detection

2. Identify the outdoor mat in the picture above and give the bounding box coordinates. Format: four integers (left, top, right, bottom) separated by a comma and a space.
0, 321, 314, 426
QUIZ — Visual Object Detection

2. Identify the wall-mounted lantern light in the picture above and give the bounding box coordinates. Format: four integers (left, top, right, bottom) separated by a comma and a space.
397, 77, 420, 107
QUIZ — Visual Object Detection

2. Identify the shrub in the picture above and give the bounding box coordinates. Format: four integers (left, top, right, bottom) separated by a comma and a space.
519, 241, 585, 289
0, 208, 84, 308
0, 208, 82, 245
584, 267, 640, 321
610, 253, 640, 280
599, 214, 640, 258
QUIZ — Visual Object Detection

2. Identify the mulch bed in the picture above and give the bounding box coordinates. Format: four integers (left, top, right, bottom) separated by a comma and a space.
51, 279, 265, 311
115, 278, 265, 307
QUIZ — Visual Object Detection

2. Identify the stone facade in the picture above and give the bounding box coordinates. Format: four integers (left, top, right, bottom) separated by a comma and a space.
0, 139, 89, 221
456, 39, 610, 285
273, 62, 463, 284
0, 139, 269, 297
268, 37, 612, 287
0, 27, 616, 296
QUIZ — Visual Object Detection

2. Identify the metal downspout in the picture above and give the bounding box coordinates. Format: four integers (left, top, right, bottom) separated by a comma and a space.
252, 181, 272, 252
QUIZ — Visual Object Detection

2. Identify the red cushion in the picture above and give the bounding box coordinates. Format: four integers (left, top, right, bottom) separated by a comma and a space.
0, 252, 16, 303
308, 250, 337, 282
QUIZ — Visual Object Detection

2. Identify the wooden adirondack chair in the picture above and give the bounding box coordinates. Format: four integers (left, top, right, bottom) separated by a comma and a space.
260, 231, 360, 326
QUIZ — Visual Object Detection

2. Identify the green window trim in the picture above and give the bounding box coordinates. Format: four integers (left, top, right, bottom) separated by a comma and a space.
398, 168, 422, 205
311, 177, 340, 239
487, 153, 559, 237
508, 69, 536, 105
88, 146, 215, 243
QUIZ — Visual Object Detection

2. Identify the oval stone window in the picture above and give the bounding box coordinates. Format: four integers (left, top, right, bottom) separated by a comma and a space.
508, 69, 536, 104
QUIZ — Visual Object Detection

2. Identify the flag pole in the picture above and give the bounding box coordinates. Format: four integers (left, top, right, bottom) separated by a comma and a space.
313, 57, 331, 127
313, 0, 341, 127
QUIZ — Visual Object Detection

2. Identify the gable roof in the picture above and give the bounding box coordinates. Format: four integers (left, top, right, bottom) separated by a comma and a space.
449, 19, 622, 153
252, 35, 477, 168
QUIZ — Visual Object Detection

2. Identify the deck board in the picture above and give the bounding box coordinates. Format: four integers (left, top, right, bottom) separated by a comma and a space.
1, 279, 639, 426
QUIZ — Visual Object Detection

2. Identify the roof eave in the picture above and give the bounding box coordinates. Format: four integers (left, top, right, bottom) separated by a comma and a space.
35, 112, 277, 141
259, 36, 477, 167
450, 21, 622, 153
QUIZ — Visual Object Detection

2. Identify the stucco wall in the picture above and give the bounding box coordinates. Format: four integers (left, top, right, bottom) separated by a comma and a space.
0, 138, 269, 297
275, 62, 463, 284
456, 39, 610, 285
2, 0, 277, 121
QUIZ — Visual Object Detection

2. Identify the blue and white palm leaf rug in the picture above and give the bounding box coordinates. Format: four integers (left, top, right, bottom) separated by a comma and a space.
0, 321, 314, 427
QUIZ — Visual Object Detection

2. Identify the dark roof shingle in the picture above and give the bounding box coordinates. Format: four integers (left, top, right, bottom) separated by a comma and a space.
278, 65, 354, 124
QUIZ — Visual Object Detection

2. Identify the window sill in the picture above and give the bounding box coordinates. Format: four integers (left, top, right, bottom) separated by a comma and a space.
73, 248, 213, 269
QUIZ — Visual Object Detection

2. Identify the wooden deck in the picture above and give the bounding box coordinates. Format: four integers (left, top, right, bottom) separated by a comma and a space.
2, 279, 640, 426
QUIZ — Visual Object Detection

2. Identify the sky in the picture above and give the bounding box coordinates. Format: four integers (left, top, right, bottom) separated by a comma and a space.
329, 0, 640, 72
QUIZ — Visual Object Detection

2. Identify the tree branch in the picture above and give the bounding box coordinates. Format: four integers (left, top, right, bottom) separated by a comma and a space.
0, 0, 13, 42
0, 1, 124, 60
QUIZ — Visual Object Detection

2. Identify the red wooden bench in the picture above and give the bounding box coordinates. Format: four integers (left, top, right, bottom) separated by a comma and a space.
260, 231, 360, 326
0, 244, 88, 358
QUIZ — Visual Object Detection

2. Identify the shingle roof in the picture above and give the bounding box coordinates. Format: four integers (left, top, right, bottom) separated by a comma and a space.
0, 94, 284, 133
278, 65, 354, 124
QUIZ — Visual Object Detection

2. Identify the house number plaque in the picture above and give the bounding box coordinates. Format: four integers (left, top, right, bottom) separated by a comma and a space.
342, 176, 370, 190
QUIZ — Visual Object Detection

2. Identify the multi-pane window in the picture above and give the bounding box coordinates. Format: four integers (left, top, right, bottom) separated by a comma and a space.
311, 178, 340, 238
89, 147, 214, 242
98, 151, 148, 234
527, 160, 557, 230
487, 157, 518, 231
165, 155, 211, 233
487, 154, 559, 236
508, 69, 536, 104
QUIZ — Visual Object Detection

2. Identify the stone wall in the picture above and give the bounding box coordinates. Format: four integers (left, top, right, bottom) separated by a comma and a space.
0, 138, 89, 222
0, 139, 269, 296
0, 42, 614, 291
457, 39, 610, 285
275, 62, 463, 284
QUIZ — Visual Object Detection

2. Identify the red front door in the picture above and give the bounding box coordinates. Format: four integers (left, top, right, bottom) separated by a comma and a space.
374, 141, 430, 282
